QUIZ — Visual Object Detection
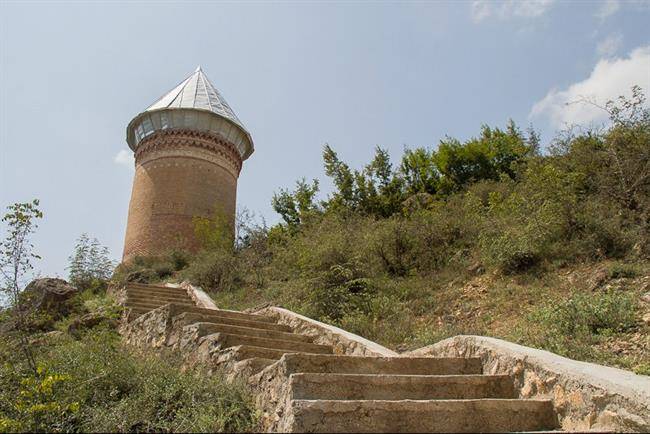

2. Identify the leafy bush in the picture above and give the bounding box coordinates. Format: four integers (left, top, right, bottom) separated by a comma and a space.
517, 290, 638, 358
371, 217, 416, 276
0, 329, 257, 433
181, 249, 242, 292
609, 263, 641, 279
305, 261, 375, 321
112, 251, 190, 286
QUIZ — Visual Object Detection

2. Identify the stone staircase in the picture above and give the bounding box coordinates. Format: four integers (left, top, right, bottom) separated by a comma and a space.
125, 282, 196, 318
121, 283, 559, 433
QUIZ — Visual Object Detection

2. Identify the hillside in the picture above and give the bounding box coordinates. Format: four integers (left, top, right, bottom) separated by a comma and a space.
114, 88, 650, 376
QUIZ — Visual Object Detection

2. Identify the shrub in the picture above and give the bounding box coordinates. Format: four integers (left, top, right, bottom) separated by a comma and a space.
112, 251, 190, 286
305, 261, 375, 321
371, 217, 416, 276
0, 329, 257, 433
478, 164, 577, 273
609, 263, 641, 279
517, 290, 638, 358
181, 249, 242, 292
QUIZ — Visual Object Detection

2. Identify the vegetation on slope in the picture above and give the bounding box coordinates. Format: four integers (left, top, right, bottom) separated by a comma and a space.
1, 227, 257, 433
118, 86, 648, 376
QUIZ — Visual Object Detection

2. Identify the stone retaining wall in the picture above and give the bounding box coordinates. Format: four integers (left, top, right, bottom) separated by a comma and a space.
254, 306, 398, 357
407, 335, 650, 432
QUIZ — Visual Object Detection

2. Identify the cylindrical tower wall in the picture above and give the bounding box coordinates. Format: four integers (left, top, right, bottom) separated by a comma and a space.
122, 128, 242, 262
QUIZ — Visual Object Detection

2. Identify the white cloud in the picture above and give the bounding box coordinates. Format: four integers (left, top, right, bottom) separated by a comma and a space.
595, 0, 620, 20
596, 33, 623, 57
508, 0, 555, 18
470, 0, 555, 22
114, 149, 134, 168
530, 45, 650, 129
470, 0, 492, 22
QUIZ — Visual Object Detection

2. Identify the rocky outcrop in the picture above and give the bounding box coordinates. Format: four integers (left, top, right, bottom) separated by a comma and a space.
407, 335, 650, 433
11, 278, 79, 330
22, 278, 77, 316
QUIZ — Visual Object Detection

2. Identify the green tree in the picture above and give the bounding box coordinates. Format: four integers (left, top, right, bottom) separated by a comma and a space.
435, 120, 535, 193
399, 147, 439, 196
323, 144, 355, 210
67, 233, 114, 288
271, 178, 320, 228
0, 199, 43, 376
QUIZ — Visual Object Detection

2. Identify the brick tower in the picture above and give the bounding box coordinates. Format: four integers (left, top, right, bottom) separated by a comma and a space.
122, 67, 254, 262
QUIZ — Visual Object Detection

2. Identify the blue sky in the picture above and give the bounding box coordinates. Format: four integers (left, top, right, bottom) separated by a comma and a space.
1, 0, 649, 278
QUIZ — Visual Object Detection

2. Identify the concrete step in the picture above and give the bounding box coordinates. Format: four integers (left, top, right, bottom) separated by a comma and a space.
174, 312, 292, 333
193, 322, 313, 344
289, 399, 557, 433
230, 344, 298, 361
212, 332, 332, 355
126, 291, 191, 301
125, 301, 195, 311
127, 282, 185, 291
232, 357, 277, 376
126, 285, 189, 296
127, 294, 194, 304
168, 304, 277, 324
290, 373, 515, 400
278, 353, 483, 375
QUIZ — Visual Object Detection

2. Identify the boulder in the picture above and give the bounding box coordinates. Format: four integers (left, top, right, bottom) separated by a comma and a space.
14, 278, 79, 331
22, 278, 78, 319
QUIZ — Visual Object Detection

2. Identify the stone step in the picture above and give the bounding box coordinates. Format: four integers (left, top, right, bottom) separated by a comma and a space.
126, 300, 276, 324
127, 282, 185, 291
174, 312, 292, 333
125, 301, 195, 311
212, 332, 332, 355
194, 322, 313, 344
127, 293, 194, 304
278, 353, 483, 375
126, 284, 190, 296
231, 344, 298, 361
290, 373, 515, 400
169, 304, 277, 324
288, 399, 557, 433
232, 357, 277, 376
126, 290, 191, 300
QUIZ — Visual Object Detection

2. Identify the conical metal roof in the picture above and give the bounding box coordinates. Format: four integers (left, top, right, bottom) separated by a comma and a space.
145, 66, 247, 132
126, 66, 254, 160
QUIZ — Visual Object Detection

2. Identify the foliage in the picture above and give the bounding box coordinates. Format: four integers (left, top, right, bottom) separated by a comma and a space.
0, 199, 43, 376
193, 206, 235, 252
67, 233, 115, 290
306, 261, 375, 321
0, 365, 79, 432
271, 178, 320, 228
112, 251, 190, 286
435, 121, 536, 193
0, 328, 257, 433
175, 87, 649, 374
180, 249, 242, 292
516, 290, 638, 359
